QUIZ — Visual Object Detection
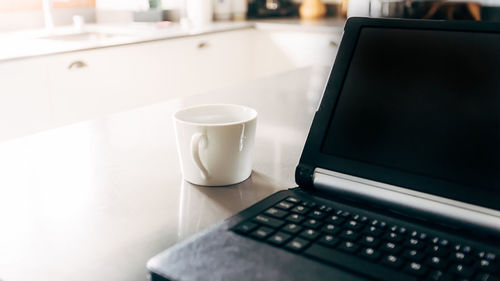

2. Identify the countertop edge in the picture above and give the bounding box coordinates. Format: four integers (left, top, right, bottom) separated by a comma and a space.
0, 18, 345, 63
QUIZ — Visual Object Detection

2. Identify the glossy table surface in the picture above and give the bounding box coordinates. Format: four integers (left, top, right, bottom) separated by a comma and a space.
0, 66, 330, 281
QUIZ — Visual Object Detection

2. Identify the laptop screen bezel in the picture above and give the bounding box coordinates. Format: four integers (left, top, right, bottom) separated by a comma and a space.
299, 17, 500, 211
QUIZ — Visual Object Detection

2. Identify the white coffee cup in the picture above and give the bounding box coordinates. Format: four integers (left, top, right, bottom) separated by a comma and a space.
174, 104, 257, 186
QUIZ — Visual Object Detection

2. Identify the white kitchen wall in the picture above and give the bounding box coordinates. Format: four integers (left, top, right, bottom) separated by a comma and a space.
94, 0, 342, 12
96, 0, 148, 10
0, 8, 95, 31
291, 0, 341, 3
96, 0, 181, 11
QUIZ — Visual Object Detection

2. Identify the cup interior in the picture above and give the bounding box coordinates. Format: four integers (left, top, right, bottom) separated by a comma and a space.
175, 104, 257, 125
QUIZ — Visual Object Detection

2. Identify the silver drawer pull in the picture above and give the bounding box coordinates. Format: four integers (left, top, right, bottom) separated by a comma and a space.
329, 40, 338, 48
68, 61, 87, 70
197, 41, 209, 49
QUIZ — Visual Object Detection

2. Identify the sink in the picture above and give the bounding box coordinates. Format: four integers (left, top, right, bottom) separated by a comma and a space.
38, 31, 135, 42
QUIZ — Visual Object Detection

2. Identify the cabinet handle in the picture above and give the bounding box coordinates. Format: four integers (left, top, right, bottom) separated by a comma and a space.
68, 61, 87, 70
329, 40, 338, 48
197, 41, 209, 49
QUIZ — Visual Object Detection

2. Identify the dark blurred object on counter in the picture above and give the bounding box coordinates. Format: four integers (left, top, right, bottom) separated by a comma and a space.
482, 5, 500, 22
406, 1, 481, 20
373, 0, 500, 22
247, 0, 295, 17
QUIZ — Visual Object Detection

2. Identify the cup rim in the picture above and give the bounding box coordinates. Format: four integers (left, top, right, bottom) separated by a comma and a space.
174, 104, 258, 126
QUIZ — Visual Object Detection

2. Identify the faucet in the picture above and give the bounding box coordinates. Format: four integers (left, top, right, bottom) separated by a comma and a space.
42, 0, 54, 32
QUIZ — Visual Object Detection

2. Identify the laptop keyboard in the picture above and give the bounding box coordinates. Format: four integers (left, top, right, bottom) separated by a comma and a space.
232, 196, 499, 281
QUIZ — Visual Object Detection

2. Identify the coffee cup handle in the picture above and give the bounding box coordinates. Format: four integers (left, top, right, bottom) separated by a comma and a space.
191, 132, 209, 180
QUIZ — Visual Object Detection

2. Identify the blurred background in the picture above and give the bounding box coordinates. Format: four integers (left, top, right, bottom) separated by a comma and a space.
1, 0, 499, 142
1, 0, 500, 32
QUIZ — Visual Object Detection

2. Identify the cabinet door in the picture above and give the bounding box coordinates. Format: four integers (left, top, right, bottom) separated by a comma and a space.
152, 29, 256, 97
186, 29, 255, 92
46, 29, 256, 126
47, 46, 136, 125
254, 30, 342, 73
0, 57, 52, 141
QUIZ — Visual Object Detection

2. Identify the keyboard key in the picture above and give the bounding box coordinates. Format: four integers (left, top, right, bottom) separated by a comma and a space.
360, 235, 380, 247
317, 205, 332, 213
410, 231, 428, 241
339, 229, 360, 241
264, 208, 288, 219
431, 237, 449, 247
382, 255, 405, 269
403, 262, 427, 277
398, 227, 407, 235
299, 229, 320, 240
427, 270, 452, 281
252, 215, 285, 229
285, 213, 305, 224
281, 223, 303, 234
304, 244, 417, 281
390, 225, 406, 235
417, 232, 428, 241
250, 226, 274, 240
290, 205, 309, 215
455, 245, 472, 254
233, 221, 257, 234
267, 231, 291, 246
364, 225, 383, 237
321, 224, 340, 235
426, 256, 448, 269
381, 241, 402, 254
301, 201, 316, 208
405, 238, 425, 250
453, 252, 472, 264
451, 264, 475, 278
438, 239, 449, 247
336, 210, 351, 218
308, 210, 327, 220
276, 201, 294, 210
478, 252, 497, 262
410, 231, 427, 241
285, 197, 301, 204
338, 241, 360, 253
326, 215, 345, 225
403, 249, 425, 261
318, 234, 340, 247
346, 220, 363, 231
353, 214, 369, 223
384, 232, 403, 243
478, 259, 499, 273
371, 219, 388, 230
359, 247, 381, 261
475, 273, 499, 281
285, 237, 310, 252
428, 245, 450, 257
302, 218, 322, 229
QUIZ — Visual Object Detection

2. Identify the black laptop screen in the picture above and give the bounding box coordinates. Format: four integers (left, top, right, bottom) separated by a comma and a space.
322, 27, 500, 208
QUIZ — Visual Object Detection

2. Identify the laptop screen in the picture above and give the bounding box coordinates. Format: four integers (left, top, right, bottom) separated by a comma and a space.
320, 26, 500, 209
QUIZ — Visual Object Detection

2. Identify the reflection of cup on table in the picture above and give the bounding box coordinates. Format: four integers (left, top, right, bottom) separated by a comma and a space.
174, 104, 257, 186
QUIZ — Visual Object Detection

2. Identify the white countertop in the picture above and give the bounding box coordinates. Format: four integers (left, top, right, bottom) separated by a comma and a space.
0, 18, 345, 62
0, 65, 330, 281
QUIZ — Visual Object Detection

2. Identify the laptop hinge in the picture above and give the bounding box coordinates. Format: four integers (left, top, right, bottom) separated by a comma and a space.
312, 168, 500, 235
295, 164, 315, 189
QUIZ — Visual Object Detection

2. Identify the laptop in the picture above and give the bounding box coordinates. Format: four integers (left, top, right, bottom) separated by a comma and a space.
148, 17, 500, 281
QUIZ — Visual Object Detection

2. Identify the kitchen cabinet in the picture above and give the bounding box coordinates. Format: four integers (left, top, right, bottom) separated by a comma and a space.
47, 45, 140, 125
254, 29, 341, 74
1, 26, 340, 140
0, 57, 52, 140
46, 29, 255, 125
